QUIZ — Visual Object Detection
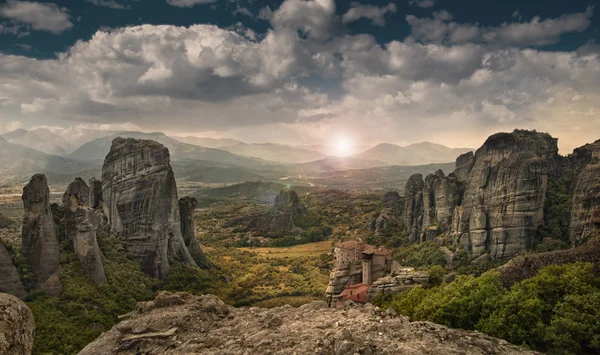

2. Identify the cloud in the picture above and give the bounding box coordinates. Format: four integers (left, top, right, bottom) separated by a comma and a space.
0, 0, 73, 34
409, 0, 435, 9
166, 0, 217, 8
342, 3, 397, 26
0, 0, 599, 151
86, 0, 130, 10
407, 6, 594, 47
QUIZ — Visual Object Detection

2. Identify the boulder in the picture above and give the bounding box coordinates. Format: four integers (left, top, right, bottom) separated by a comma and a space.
178, 197, 211, 268
101, 138, 197, 279
0, 293, 35, 355
21, 174, 62, 295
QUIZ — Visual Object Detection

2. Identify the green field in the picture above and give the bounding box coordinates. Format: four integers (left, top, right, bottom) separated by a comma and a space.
238, 240, 334, 258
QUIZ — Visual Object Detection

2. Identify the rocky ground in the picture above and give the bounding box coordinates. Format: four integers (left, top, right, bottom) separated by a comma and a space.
79, 291, 538, 355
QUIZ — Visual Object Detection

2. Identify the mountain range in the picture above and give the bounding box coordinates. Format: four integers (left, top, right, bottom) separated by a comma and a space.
355, 142, 473, 166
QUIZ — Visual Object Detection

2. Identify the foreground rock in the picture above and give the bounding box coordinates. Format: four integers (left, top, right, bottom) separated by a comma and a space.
101, 138, 197, 279
0, 241, 26, 299
79, 291, 537, 355
21, 174, 62, 295
0, 293, 35, 355
64, 178, 107, 284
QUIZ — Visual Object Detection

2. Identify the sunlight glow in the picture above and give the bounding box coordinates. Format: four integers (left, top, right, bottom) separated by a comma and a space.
333, 135, 353, 157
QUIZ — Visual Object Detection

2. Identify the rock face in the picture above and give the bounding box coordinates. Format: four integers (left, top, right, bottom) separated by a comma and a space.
88, 177, 103, 210
453, 130, 556, 259
178, 197, 211, 268
0, 241, 26, 299
64, 178, 107, 284
21, 174, 62, 295
0, 293, 35, 355
373, 191, 403, 236
101, 138, 197, 279
453, 151, 475, 181
270, 189, 307, 235
79, 291, 537, 355
569, 140, 600, 245
403, 174, 425, 243
421, 170, 462, 243
366, 267, 429, 302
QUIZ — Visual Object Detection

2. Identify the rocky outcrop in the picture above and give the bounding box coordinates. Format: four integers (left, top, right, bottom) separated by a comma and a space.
453, 151, 475, 181
79, 291, 537, 355
222, 189, 308, 236
569, 140, 600, 245
403, 174, 424, 243
63, 178, 107, 284
452, 130, 557, 259
421, 170, 462, 242
88, 177, 103, 210
21, 174, 62, 295
373, 191, 403, 236
0, 293, 35, 355
178, 197, 211, 269
497, 237, 600, 287
270, 189, 307, 235
101, 138, 197, 279
366, 267, 429, 302
63, 177, 89, 241
0, 241, 26, 299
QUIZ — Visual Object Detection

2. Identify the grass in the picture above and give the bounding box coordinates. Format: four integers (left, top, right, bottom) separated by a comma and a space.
238, 240, 334, 258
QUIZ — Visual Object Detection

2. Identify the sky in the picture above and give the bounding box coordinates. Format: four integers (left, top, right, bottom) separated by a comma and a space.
0, 0, 599, 153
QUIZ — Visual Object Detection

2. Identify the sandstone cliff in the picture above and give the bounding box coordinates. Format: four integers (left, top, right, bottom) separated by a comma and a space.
569, 139, 600, 245
421, 170, 462, 243
0, 293, 35, 355
21, 174, 62, 295
178, 197, 211, 268
0, 241, 26, 299
101, 138, 197, 279
64, 178, 107, 284
79, 291, 537, 355
403, 174, 424, 243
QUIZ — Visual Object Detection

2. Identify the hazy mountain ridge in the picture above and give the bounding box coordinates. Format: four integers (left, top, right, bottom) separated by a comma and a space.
355, 142, 473, 166
174, 136, 242, 148
220, 142, 327, 164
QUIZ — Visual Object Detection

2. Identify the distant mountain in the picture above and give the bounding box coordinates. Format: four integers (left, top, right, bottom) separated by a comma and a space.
0, 137, 98, 185
2, 128, 69, 156
173, 136, 242, 148
295, 156, 390, 172
220, 143, 326, 164
355, 142, 472, 166
69, 132, 280, 168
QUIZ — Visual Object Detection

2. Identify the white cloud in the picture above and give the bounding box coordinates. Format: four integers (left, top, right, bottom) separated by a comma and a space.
407, 7, 594, 47
86, 0, 130, 10
0, 120, 21, 134
342, 3, 397, 27
166, 0, 217, 8
0, 0, 73, 34
268, 0, 342, 40
409, 0, 435, 9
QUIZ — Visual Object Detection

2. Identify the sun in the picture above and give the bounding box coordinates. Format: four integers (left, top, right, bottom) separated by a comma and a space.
333, 135, 353, 157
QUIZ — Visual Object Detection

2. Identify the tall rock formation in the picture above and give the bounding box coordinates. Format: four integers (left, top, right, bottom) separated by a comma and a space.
178, 197, 211, 268
63, 178, 107, 284
88, 177, 103, 210
269, 189, 308, 235
403, 174, 424, 243
0, 293, 35, 355
452, 130, 556, 259
569, 139, 600, 245
453, 151, 475, 181
101, 137, 197, 279
21, 174, 62, 295
372, 191, 403, 236
421, 170, 462, 242
0, 241, 26, 299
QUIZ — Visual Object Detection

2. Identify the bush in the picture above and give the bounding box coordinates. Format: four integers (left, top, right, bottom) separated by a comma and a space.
394, 241, 447, 268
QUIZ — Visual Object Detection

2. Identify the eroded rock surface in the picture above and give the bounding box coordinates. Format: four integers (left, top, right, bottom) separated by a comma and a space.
63, 177, 90, 241
101, 138, 197, 279
178, 197, 211, 268
21, 173, 62, 295
79, 291, 538, 355
0, 293, 35, 355
569, 140, 600, 245
403, 174, 424, 243
421, 170, 462, 242
88, 177, 103, 210
366, 267, 429, 302
0, 241, 26, 299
